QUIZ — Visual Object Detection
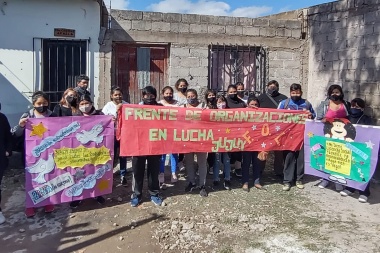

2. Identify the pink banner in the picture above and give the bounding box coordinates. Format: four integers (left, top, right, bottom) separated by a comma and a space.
25, 116, 114, 208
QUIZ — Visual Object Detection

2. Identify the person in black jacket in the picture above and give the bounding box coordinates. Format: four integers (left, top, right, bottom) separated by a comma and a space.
74, 74, 91, 98
340, 98, 373, 203
131, 86, 163, 207
0, 108, 12, 224
53, 88, 82, 116
78, 95, 103, 116
257, 80, 288, 176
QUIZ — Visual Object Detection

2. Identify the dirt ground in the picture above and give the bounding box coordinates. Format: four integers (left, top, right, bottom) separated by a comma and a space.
1, 153, 380, 253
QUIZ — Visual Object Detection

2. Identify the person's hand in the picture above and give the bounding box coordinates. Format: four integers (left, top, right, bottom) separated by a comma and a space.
321, 118, 327, 123
116, 103, 123, 111
306, 110, 313, 119
5, 151, 9, 157
112, 116, 116, 122
19, 118, 28, 127
258, 151, 269, 161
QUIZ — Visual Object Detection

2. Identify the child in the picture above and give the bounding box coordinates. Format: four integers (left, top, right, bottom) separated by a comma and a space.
184, 89, 208, 197
278, 83, 315, 191
131, 86, 163, 207
158, 86, 180, 187
213, 95, 232, 190
0, 107, 12, 224
12, 91, 57, 217
241, 97, 266, 192
102, 87, 129, 186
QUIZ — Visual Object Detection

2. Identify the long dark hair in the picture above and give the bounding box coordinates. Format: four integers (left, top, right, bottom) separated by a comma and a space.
205, 89, 217, 109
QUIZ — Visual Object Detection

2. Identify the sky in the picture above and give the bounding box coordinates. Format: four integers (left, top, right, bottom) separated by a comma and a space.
109, 0, 334, 18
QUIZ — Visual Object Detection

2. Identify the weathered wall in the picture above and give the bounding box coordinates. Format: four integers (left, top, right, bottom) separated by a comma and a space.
307, 0, 380, 124
99, 10, 306, 106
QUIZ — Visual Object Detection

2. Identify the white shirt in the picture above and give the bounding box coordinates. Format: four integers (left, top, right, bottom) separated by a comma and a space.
173, 93, 188, 105
159, 99, 182, 107
102, 101, 128, 117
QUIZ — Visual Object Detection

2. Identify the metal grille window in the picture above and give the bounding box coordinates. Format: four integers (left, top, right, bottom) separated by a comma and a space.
209, 44, 266, 95
42, 39, 87, 109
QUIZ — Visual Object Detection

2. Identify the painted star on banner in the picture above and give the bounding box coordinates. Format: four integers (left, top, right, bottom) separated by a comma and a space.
307, 132, 314, 138
365, 140, 375, 149
30, 122, 47, 138
226, 128, 231, 134
275, 126, 281, 132
252, 125, 257, 131
261, 142, 266, 148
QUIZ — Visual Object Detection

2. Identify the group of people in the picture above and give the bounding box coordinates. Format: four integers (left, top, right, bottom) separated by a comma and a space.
0, 75, 375, 224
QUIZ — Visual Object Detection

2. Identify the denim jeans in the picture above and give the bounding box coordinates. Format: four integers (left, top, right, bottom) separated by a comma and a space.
114, 139, 127, 177
242, 151, 265, 185
185, 152, 207, 186
213, 152, 231, 181
160, 154, 178, 174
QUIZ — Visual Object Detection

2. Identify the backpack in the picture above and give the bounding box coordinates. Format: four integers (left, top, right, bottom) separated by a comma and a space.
283, 98, 312, 111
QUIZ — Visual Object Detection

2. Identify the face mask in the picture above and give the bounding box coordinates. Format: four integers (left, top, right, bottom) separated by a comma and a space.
330, 94, 343, 101
187, 98, 197, 105
79, 105, 92, 113
229, 94, 238, 100
351, 108, 363, 117
207, 97, 216, 103
34, 106, 48, 114
143, 98, 155, 105
66, 96, 77, 105
163, 96, 173, 102
180, 87, 187, 93
217, 103, 226, 109
237, 91, 245, 97
291, 96, 301, 102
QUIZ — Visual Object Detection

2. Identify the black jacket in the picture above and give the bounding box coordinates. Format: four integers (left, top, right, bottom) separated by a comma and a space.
226, 97, 246, 109
0, 112, 12, 169
257, 92, 288, 109
53, 104, 82, 117
349, 114, 372, 125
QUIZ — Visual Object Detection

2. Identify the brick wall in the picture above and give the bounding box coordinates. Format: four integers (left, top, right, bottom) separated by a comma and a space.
99, 10, 305, 106
307, 0, 380, 124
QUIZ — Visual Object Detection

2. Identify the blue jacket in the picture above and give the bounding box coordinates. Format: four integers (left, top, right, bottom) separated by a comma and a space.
278, 98, 316, 119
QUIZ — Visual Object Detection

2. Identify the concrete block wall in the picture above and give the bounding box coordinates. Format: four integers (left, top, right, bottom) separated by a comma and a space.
307, 0, 380, 124
98, 10, 306, 105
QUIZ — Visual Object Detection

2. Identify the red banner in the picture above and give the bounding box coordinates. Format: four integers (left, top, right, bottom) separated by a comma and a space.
118, 105, 308, 156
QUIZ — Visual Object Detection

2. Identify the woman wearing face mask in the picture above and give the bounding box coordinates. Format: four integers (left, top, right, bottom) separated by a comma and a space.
225, 84, 245, 177
53, 88, 81, 116
173, 78, 189, 106
78, 95, 103, 116
158, 86, 180, 188
316, 84, 351, 190
204, 90, 217, 175
236, 82, 249, 104
184, 89, 208, 197
12, 91, 57, 218
102, 87, 129, 187
340, 98, 372, 203
241, 97, 267, 192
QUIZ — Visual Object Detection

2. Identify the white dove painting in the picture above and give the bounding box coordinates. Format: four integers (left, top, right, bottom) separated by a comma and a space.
26, 153, 56, 184
76, 123, 104, 145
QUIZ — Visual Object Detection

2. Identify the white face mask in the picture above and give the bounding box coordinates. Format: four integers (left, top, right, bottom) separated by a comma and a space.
79, 105, 92, 113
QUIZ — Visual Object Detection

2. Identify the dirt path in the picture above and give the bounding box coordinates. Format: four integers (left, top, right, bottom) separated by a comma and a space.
1, 155, 380, 253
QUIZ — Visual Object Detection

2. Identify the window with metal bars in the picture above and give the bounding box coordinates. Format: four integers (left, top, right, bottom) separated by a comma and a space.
208, 44, 266, 96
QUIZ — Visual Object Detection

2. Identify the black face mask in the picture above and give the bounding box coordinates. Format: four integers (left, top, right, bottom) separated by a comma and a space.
291, 96, 302, 102
35, 106, 48, 114
66, 96, 77, 106
267, 88, 278, 96
330, 94, 343, 101
187, 98, 197, 105
207, 97, 216, 103
143, 98, 155, 105
237, 91, 245, 97
179, 87, 187, 93
351, 108, 363, 117
229, 94, 238, 100
164, 96, 173, 102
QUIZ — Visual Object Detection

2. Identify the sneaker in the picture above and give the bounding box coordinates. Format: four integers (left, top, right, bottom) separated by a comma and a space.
242, 183, 250, 192
131, 197, 142, 207
235, 168, 242, 178
224, 180, 231, 191
283, 183, 291, 191
44, 205, 55, 213
185, 182, 196, 192
151, 195, 163, 206
358, 195, 368, 203
318, 179, 329, 189
95, 196, 106, 204
340, 189, 354, 197
199, 186, 208, 197
121, 176, 128, 187
171, 173, 178, 183
296, 181, 304, 189
70, 200, 82, 209
160, 183, 167, 190
158, 173, 165, 184
335, 183, 344, 191
0, 212, 5, 224
208, 167, 214, 175
178, 161, 185, 172
25, 208, 36, 218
